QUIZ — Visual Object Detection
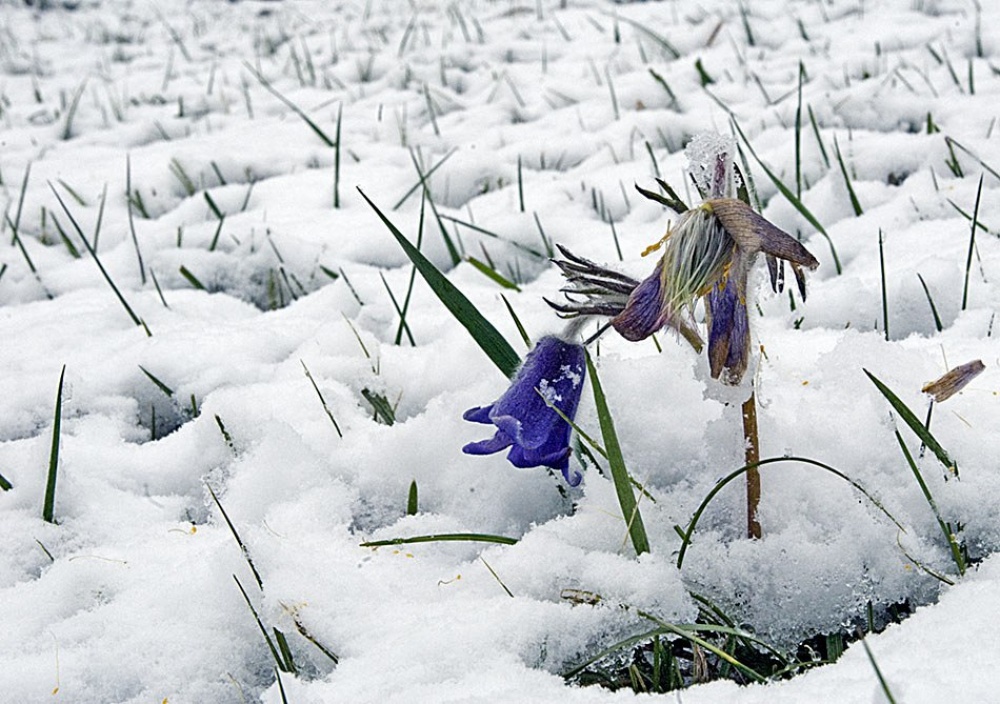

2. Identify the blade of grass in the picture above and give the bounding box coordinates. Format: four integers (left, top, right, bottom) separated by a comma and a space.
879, 229, 889, 341
42, 365, 66, 524
864, 369, 956, 475
675, 455, 905, 569
406, 480, 418, 515
961, 174, 983, 311
358, 187, 520, 378
586, 352, 649, 555
245, 62, 335, 147
916, 273, 943, 332
894, 430, 965, 576
139, 365, 174, 397
301, 360, 343, 437
360, 532, 518, 547
834, 135, 863, 216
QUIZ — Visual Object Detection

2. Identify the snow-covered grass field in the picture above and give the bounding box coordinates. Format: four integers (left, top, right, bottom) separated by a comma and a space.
1, 0, 998, 701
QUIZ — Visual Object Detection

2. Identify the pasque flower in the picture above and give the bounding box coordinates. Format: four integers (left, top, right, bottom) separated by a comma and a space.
463, 335, 586, 484
551, 194, 819, 384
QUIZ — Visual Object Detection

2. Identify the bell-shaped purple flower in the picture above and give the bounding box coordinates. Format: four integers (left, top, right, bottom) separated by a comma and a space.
463, 336, 586, 485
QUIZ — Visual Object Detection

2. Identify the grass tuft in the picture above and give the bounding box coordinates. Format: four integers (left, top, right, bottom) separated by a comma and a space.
42, 365, 67, 524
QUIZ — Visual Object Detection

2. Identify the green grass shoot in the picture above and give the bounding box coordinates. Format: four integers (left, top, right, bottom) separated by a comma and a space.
50, 184, 151, 335
916, 273, 943, 332
406, 480, 418, 515
301, 360, 343, 438
499, 294, 531, 349
359, 187, 521, 378
139, 366, 175, 397
834, 135, 863, 216
863, 369, 956, 475
675, 455, 905, 569
361, 388, 396, 425
234, 575, 296, 673
586, 352, 649, 556
961, 174, 983, 311
360, 532, 518, 547
466, 256, 521, 291
392, 147, 456, 211
334, 103, 343, 209
893, 430, 966, 577
408, 149, 462, 265
860, 638, 897, 703
879, 229, 889, 341
179, 265, 206, 290
245, 62, 335, 147
0, 471, 11, 491
125, 156, 147, 284
43, 365, 66, 524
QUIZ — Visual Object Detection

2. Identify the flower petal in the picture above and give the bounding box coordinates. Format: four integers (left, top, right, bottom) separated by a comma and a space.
463, 431, 514, 456
708, 198, 819, 270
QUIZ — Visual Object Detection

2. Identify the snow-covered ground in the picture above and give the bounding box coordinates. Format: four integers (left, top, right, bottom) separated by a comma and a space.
0, 0, 998, 702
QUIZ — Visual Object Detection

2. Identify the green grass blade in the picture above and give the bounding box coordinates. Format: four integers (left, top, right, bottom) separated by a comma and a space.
406, 480, 418, 515
961, 174, 983, 311
500, 294, 531, 349
245, 63, 335, 147
863, 369, 956, 475
879, 229, 889, 341
208, 484, 264, 589
676, 455, 905, 569
139, 365, 175, 397
861, 639, 898, 704
466, 256, 521, 291
893, 430, 965, 576
834, 135, 863, 216
358, 187, 520, 378
916, 273, 943, 332
0, 471, 12, 491
300, 361, 343, 438
360, 532, 518, 547
234, 576, 288, 672
50, 185, 149, 333
586, 352, 649, 556
42, 365, 66, 524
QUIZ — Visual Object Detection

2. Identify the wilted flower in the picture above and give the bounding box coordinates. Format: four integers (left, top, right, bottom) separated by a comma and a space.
553, 198, 819, 385
921, 359, 985, 403
463, 335, 586, 485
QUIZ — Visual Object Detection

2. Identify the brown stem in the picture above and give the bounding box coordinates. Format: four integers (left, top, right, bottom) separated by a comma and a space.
742, 390, 761, 539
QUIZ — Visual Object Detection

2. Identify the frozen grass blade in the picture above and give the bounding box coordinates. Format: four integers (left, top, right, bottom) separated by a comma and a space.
42, 365, 66, 524
500, 294, 531, 349
125, 155, 146, 284
795, 63, 804, 197
234, 576, 295, 673
408, 149, 462, 266
301, 360, 343, 438
879, 229, 889, 341
860, 639, 897, 703
961, 174, 983, 311
139, 365, 174, 397
439, 214, 545, 260
517, 155, 525, 212
616, 16, 679, 59
675, 456, 905, 569
361, 388, 396, 425
358, 187, 521, 378
808, 105, 830, 168
50, 185, 150, 335
333, 102, 343, 208
360, 533, 518, 547
894, 430, 965, 576
379, 271, 416, 345
916, 273, 943, 332
863, 369, 956, 475
0, 471, 11, 491
466, 256, 520, 291
406, 480, 418, 515
392, 147, 456, 210
245, 63, 335, 147
208, 484, 263, 589
586, 353, 649, 556
179, 265, 206, 290
834, 136, 863, 216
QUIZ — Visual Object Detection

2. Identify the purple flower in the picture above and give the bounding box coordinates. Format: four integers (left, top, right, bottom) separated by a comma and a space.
609, 198, 819, 384
463, 336, 586, 484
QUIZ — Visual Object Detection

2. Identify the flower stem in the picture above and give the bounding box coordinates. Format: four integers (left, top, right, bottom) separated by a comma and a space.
741, 390, 761, 539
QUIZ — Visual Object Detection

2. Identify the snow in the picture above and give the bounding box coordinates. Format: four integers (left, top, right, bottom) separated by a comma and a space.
0, 0, 998, 702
